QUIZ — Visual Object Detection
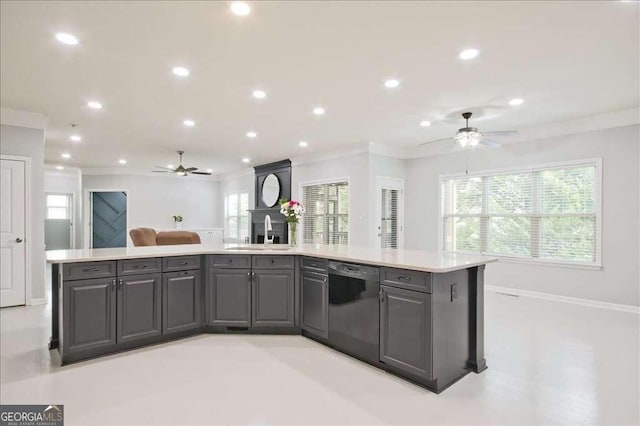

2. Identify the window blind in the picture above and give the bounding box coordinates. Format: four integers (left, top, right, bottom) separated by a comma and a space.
380, 188, 400, 249
225, 192, 249, 241
302, 181, 349, 245
441, 161, 599, 265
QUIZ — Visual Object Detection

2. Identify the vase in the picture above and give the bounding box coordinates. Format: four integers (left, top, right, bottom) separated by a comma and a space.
175, 222, 182, 230
289, 222, 297, 247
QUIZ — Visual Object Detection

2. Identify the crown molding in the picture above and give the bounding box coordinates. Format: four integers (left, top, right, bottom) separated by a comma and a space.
1, 107, 48, 130
81, 167, 219, 181
290, 141, 370, 167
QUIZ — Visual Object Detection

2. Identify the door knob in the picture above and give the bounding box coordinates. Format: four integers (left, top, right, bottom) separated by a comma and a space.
15, 238, 23, 243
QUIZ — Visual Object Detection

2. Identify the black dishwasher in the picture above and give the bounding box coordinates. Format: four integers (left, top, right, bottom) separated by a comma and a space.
328, 261, 380, 365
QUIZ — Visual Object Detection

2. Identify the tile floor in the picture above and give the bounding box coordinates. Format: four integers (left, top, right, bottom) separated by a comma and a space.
1, 291, 638, 426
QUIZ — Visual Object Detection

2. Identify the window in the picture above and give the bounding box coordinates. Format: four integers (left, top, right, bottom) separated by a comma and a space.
302, 181, 349, 245
46, 194, 71, 219
225, 192, 249, 242
441, 160, 600, 266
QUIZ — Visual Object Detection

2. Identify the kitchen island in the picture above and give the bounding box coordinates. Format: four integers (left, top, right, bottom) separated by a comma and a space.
46, 244, 496, 393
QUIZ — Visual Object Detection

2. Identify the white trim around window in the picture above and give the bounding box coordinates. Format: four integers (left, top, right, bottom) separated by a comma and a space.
438, 158, 602, 269
224, 191, 249, 243
299, 177, 351, 246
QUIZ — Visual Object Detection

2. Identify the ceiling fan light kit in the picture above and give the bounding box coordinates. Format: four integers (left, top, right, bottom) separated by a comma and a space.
421, 111, 518, 149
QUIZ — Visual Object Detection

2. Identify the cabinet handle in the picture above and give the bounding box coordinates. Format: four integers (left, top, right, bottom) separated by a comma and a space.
118, 279, 123, 289
180, 261, 189, 265
84, 267, 100, 272
247, 272, 251, 282
111, 279, 116, 291
397, 276, 411, 282
379, 288, 385, 302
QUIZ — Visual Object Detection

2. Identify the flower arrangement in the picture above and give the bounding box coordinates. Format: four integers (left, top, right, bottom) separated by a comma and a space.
172, 215, 183, 223
279, 199, 305, 246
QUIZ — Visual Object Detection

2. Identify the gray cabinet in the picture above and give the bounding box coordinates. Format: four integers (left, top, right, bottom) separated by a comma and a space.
252, 270, 294, 327
207, 269, 252, 326
63, 277, 117, 354
301, 270, 328, 338
117, 273, 162, 343
163, 270, 202, 334
379, 285, 432, 380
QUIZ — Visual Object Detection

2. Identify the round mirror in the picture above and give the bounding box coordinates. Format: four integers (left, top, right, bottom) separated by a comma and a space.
262, 174, 281, 207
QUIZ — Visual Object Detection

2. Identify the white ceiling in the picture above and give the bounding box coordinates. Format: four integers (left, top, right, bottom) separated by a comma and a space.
1, 1, 638, 175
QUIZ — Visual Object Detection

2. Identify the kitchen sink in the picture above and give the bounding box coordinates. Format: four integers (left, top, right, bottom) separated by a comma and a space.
224, 245, 292, 251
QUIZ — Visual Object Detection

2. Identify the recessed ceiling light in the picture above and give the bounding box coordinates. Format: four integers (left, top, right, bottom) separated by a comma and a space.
299, 141, 308, 147
509, 98, 525, 106
230, 2, 251, 16
313, 107, 325, 115
246, 131, 257, 138
56, 166, 64, 170
87, 101, 103, 109
207, 169, 213, 173
384, 79, 400, 88
61, 153, 71, 159
420, 120, 431, 127
459, 48, 480, 60
55, 33, 78, 45
172, 66, 190, 77
167, 164, 174, 169
252, 90, 266, 99
119, 159, 127, 165
70, 135, 82, 142
183, 119, 195, 127
242, 157, 251, 163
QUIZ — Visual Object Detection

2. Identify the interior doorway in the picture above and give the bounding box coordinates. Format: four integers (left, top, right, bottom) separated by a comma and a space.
90, 191, 128, 248
45, 193, 74, 250
376, 177, 404, 249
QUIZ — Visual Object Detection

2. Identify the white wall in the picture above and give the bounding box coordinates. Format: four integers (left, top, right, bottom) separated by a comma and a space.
405, 124, 640, 307
0, 123, 46, 301
44, 167, 83, 248
82, 174, 219, 247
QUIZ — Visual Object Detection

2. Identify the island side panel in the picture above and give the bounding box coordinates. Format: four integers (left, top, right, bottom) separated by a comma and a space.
49, 263, 59, 350
467, 265, 487, 372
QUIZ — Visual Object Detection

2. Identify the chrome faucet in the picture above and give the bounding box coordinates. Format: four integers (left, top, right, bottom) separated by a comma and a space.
264, 214, 273, 245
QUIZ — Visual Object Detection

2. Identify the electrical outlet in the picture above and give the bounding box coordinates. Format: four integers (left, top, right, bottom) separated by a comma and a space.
451, 283, 457, 302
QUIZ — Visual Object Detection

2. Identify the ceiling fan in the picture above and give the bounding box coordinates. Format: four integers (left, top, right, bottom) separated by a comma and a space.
153, 150, 211, 176
421, 112, 519, 149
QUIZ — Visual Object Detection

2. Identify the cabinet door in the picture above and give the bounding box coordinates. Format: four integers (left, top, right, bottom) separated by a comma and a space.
163, 270, 202, 334
207, 269, 251, 326
117, 273, 162, 343
379, 285, 432, 379
252, 270, 294, 327
301, 271, 328, 338
63, 277, 117, 354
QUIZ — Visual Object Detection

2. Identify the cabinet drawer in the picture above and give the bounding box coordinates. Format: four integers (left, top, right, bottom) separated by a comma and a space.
63, 261, 116, 281
118, 258, 162, 276
381, 267, 432, 293
300, 257, 328, 273
163, 255, 201, 272
208, 255, 251, 269
252, 255, 294, 269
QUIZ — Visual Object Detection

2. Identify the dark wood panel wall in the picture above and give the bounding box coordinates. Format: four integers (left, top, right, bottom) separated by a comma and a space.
250, 159, 291, 244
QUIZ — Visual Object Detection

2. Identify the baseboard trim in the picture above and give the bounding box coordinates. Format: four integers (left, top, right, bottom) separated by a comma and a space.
29, 297, 47, 306
485, 285, 640, 314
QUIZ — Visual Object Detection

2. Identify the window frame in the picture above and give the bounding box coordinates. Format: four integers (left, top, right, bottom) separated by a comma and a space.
299, 177, 351, 246
224, 191, 249, 243
438, 158, 602, 269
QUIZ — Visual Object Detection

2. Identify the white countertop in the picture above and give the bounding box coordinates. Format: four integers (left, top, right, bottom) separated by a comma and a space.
46, 244, 497, 273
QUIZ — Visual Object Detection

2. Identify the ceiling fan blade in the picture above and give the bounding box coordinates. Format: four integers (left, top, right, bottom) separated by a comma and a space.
480, 138, 502, 149
152, 170, 171, 173
420, 137, 454, 146
185, 167, 198, 172
481, 130, 519, 138
154, 165, 174, 171
191, 171, 212, 175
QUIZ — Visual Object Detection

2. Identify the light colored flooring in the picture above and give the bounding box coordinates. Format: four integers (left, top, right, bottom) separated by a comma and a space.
1, 291, 638, 426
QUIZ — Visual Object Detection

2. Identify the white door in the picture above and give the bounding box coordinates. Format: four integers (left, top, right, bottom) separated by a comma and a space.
1, 159, 26, 307
376, 177, 404, 249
